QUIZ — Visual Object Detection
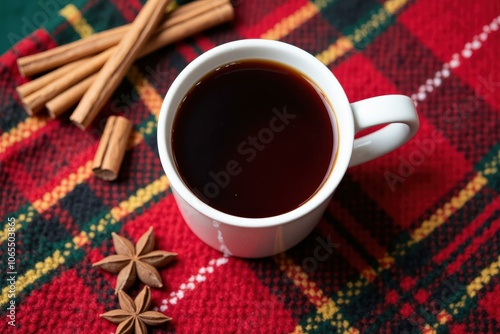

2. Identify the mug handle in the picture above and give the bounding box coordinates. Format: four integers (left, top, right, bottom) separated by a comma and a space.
348, 95, 419, 167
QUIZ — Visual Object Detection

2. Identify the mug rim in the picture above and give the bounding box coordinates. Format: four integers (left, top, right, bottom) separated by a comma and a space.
157, 39, 354, 228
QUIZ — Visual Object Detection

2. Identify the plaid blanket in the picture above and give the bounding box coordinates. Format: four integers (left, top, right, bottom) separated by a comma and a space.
1, 0, 500, 333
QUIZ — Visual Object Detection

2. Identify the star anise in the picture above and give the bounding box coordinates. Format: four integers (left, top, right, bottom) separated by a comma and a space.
93, 227, 177, 293
101, 285, 171, 334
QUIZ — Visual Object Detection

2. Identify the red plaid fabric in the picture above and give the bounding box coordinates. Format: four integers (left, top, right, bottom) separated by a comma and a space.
1, 0, 500, 333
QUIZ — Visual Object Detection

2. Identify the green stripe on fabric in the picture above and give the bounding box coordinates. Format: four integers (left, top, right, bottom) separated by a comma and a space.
346, 6, 396, 49
475, 142, 500, 191
77, 210, 122, 252
319, 0, 410, 53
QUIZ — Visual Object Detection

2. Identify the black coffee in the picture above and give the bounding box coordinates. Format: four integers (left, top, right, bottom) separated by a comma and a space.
172, 59, 335, 218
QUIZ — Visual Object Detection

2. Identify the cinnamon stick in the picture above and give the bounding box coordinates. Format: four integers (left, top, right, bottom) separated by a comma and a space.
70, 0, 170, 130
46, 74, 97, 119
16, 57, 90, 98
92, 116, 133, 181
17, 27, 126, 78
17, 0, 229, 78
43, 1, 234, 118
21, 48, 114, 115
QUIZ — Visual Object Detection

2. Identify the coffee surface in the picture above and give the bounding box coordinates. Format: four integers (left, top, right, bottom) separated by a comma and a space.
172, 59, 335, 218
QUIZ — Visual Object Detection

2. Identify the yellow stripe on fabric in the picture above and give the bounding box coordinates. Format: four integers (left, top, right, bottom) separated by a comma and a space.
0, 117, 48, 154
466, 254, 500, 299
291, 276, 371, 332
275, 255, 360, 334
315, 37, 354, 65
445, 255, 500, 319
332, 279, 370, 312
276, 254, 330, 308
110, 175, 169, 220
0, 250, 64, 306
259, 0, 344, 41
0, 207, 36, 242
126, 66, 164, 118
383, 0, 407, 14
0, 174, 169, 307
58, 4, 94, 38
32, 161, 93, 213
261, 2, 319, 40
408, 173, 487, 246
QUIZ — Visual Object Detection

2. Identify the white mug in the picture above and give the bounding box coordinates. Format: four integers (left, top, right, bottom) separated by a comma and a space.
157, 39, 419, 258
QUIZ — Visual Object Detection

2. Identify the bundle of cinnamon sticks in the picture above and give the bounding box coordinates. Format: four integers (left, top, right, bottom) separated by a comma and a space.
15, 0, 234, 181
16, 0, 234, 124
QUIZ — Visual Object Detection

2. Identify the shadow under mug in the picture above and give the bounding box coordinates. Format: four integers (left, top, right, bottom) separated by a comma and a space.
157, 39, 419, 258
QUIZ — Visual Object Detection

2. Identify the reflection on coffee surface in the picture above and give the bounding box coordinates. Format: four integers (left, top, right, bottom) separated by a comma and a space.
172, 59, 336, 218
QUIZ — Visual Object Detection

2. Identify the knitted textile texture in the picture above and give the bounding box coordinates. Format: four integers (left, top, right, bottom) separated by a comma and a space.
1, 0, 500, 333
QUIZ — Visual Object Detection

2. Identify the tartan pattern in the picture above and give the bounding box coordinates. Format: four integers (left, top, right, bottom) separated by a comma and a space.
1, 0, 500, 332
